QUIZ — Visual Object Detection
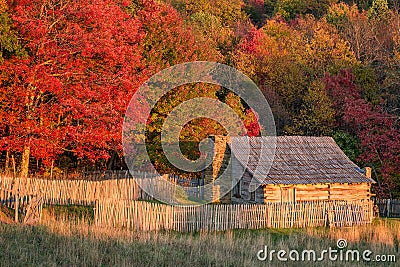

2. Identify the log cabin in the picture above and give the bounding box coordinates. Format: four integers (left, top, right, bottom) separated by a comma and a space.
204, 135, 375, 204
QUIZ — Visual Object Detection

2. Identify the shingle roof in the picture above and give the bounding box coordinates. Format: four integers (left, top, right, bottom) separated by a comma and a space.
229, 136, 375, 185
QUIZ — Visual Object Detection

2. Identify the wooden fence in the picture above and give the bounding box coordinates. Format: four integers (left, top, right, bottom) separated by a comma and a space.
0, 174, 375, 230
0, 187, 35, 213
94, 199, 374, 232
0, 173, 206, 206
0, 187, 41, 222
0, 173, 174, 205
375, 199, 400, 217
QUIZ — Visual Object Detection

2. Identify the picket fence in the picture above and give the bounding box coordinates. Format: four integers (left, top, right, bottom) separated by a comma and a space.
0, 173, 167, 205
0, 187, 42, 223
0, 175, 374, 231
0, 173, 203, 206
0, 187, 36, 214
94, 199, 374, 232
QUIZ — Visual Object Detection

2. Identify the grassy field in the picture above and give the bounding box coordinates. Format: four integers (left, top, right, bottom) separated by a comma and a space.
0, 206, 399, 267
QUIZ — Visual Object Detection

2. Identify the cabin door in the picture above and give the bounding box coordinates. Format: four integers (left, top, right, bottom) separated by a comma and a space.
281, 187, 296, 203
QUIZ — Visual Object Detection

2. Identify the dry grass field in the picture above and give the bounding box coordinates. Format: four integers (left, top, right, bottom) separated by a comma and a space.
0, 206, 398, 267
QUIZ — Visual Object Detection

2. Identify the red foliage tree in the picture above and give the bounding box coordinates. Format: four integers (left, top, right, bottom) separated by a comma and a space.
0, 0, 146, 175
325, 69, 400, 197
1, 0, 261, 176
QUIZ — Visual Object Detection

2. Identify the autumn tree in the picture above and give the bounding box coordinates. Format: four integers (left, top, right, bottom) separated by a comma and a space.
233, 16, 356, 135
286, 80, 335, 136
325, 69, 400, 198
166, 0, 247, 26
274, 0, 336, 21
0, 0, 146, 176
0, 1, 27, 173
0, 1, 25, 62
326, 2, 394, 63
368, 0, 390, 20
123, 0, 260, 176
326, 2, 400, 167
243, 0, 268, 27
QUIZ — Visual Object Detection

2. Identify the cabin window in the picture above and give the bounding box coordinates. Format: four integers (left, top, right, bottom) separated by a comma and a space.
281, 187, 296, 202
250, 191, 256, 201
233, 180, 241, 198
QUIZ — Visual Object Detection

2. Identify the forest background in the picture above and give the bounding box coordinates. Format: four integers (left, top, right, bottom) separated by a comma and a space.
0, 0, 399, 198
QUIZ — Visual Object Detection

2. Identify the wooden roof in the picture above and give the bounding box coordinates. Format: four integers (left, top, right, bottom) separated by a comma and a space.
229, 136, 375, 185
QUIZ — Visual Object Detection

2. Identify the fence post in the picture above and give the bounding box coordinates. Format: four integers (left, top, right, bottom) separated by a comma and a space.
94, 199, 98, 226
14, 192, 19, 223
387, 199, 391, 217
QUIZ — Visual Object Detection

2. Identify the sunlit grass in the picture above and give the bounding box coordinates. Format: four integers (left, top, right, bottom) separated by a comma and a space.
0, 211, 399, 266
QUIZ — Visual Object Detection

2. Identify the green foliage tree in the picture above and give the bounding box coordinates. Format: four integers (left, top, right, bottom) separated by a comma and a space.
332, 130, 361, 162
286, 80, 335, 136
274, 0, 336, 21
368, 0, 390, 21
0, 2, 26, 62
188, 12, 231, 61
166, 0, 247, 26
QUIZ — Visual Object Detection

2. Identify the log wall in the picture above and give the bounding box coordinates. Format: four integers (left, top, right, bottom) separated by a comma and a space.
262, 182, 373, 202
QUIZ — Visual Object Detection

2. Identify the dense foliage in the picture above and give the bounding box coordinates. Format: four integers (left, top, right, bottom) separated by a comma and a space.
0, 0, 399, 197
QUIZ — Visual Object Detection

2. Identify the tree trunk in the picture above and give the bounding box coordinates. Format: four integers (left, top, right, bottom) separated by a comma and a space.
20, 145, 30, 177
107, 151, 117, 170
11, 154, 16, 176
50, 160, 54, 179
